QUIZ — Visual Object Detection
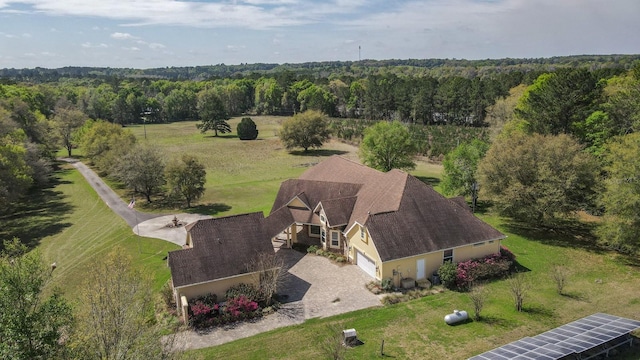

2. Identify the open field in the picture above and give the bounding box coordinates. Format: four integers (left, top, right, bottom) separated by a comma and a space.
123, 116, 444, 215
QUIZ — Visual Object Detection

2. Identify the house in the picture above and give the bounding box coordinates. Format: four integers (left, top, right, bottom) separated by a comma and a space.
264, 156, 506, 287
168, 212, 274, 317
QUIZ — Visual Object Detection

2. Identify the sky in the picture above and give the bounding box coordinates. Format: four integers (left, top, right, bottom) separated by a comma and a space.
0, 0, 639, 69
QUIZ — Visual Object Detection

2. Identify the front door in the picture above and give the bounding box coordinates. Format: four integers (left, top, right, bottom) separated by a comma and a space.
416, 259, 426, 280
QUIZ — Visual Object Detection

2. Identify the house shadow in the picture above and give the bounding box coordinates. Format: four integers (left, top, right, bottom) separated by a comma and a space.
0, 169, 74, 251
275, 249, 311, 303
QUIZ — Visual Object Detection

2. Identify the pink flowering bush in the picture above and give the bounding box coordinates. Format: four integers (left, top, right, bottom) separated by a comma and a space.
439, 246, 515, 290
188, 293, 261, 329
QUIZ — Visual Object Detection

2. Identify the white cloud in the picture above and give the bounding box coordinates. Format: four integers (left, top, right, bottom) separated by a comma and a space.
111, 32, 137, 40
81, 42, 108, 48
123, 46, 140, 51
226, 45, 246, 52
148, 43, 165, 50
22, 33, 31, 38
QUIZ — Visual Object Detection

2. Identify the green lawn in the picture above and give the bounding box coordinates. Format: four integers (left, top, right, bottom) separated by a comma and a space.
0, 166, 179, 295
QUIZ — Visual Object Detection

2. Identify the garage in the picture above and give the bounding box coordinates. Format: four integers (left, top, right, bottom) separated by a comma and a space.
356, 250, 377, 278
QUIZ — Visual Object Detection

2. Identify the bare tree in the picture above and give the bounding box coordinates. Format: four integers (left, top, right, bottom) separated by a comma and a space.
468, 284, 488, 320
72, 248, 182, 360
508, 273, 531, 312
249, 252, 286, 306
550, 264, 570, 295
318, 323, 347, 360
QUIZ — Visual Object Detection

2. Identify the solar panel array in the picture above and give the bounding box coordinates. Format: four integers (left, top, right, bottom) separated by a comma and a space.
469, 313, 640, 360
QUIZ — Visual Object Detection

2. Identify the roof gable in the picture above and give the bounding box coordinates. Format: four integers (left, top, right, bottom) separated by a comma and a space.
366, 176, 505, 261
270, 179, 361, 214
168, 212, 274, 288
318, 196, 357, 227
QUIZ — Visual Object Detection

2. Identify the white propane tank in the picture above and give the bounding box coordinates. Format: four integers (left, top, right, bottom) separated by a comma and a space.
444, 309, 468, 325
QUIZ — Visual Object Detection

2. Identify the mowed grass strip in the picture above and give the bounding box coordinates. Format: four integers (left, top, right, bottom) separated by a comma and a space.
36, 166, 179, 294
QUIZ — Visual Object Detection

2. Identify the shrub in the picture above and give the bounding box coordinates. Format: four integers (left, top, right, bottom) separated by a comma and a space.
160, 280, 175, 309
307, 245, 319, 253
226, 295, 260, 319
225, 283, 262, 303
500, 245, 516, 262
381, 278, 394, 291
189, 301, 213, 328
335, 256, 347, 263
438, 262, 458, 289
237, 117, 258, 140
440, 248, 515, 290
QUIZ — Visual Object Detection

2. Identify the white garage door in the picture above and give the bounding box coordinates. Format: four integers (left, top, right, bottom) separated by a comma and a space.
356, 250, 376, 278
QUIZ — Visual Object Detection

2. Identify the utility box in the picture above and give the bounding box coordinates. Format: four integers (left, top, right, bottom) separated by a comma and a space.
343, 328, 357, 345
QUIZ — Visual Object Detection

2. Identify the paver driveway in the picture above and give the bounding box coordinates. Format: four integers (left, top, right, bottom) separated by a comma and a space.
178, 249, 382, 350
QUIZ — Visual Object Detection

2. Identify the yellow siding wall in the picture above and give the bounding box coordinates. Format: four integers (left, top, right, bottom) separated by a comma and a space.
382, 252, 443, 287
176, 273, 258, 310
288, 198, 307, 208
345, 224, 382, 279
453, 240, 501, 263
380, 240, 502, 287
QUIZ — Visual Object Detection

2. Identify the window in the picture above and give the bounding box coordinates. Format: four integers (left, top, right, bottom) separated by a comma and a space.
321, 228, 326, 243
320, 214, 326, 223
488, 240, 495, 244
360, 227, 367, 243
309, 225, 320, 237
443, 249, 453, 263
473, 242, 485, 247
331, 231, 339, 247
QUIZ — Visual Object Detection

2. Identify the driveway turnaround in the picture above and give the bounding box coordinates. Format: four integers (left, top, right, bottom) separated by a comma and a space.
178, 249, 383, 350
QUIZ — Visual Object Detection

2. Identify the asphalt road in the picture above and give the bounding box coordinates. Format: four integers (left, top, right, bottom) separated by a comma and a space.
61, 158, 160, 227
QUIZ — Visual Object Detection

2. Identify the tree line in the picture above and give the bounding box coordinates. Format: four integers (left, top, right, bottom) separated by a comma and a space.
440, 63, 640, 253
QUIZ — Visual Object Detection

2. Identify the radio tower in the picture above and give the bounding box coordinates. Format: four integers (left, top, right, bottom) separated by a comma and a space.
358, 45, 361, 61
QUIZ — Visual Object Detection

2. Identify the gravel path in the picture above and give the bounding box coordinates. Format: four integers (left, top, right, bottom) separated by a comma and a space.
61, 158, 159, 227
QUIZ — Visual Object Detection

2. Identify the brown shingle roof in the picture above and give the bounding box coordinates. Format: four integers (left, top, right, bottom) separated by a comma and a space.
168, 212, 274, 288
366, 176, 505, 262
319, 196, 357, 227
270, 179, 361, 215
265, 155, 505, 263
298, 155, 382, 184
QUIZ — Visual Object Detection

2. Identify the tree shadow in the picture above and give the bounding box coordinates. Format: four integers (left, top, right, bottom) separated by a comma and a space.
502, 220, 604, 254
561, 291, 590, 302
522, 304, 555, 318
479, 315, 517, 328
204, 134, 238, 139
288, 149, 348, 157
614, 253, 640, 268
470, 200, 493, 215
414, 175, 440, 187
0, 169, 74, 251
183, 203, 232, 216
